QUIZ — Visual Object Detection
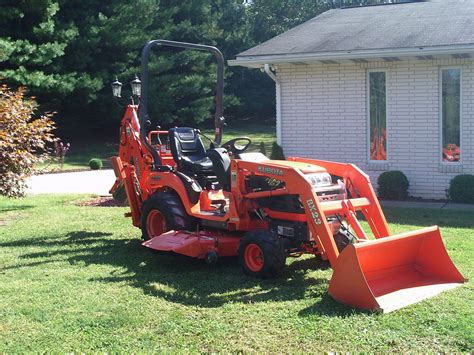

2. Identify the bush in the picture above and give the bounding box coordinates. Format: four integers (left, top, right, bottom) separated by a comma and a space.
259, 141, 267, 157
448, 174, 474, 204
0, 85, 56, 197
377, 171, 409, 200
89, 158, 103, 170
270, 142, 285, 160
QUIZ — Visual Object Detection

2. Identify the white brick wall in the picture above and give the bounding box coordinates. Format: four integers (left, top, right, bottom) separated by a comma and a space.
277, 58, 474, 199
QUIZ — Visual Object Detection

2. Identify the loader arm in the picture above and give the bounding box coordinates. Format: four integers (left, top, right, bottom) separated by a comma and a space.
288, 157, 390, 238
234, 159, 352, 267
234, 159, 464, 312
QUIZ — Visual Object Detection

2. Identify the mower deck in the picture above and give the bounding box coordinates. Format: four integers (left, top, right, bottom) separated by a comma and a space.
143, 230, 240, 259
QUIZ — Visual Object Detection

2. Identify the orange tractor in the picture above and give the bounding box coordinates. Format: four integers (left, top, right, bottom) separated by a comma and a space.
110, 40, 465, 312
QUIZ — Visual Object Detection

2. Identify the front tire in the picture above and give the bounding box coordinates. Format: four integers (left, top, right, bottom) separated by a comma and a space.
141, 191, 197, 241
239, 230, 286, 278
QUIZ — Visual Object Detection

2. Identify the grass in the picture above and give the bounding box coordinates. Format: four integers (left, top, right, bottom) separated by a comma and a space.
214, 121, 277, 154
0, 194, 472, 352
39, 123, 277, 172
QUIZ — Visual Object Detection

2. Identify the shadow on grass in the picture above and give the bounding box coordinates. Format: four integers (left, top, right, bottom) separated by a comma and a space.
0, 230, 363, 317
0, 231, 112, 249
0, 205, 35, 213
298, 293, 371, 317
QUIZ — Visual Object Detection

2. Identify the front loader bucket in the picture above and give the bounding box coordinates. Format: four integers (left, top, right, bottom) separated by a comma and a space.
329, 226, 465, 312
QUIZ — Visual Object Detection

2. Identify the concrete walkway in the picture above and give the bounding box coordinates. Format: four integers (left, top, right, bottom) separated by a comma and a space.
26, 170, 474, 210
27, 169, 115, 195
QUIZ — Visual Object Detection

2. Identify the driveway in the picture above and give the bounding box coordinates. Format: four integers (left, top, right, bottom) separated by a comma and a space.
26, 170, 474, 210
27, 169, 115, 195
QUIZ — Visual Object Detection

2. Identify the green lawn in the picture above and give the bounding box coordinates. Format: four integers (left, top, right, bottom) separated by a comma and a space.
39, 123, 276, 172
215, 122, 277, 154
0, 195, 472, 352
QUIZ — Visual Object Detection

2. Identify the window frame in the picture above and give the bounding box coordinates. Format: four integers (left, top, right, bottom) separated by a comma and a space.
367, 69, 389, 163
439, 66, 463, 165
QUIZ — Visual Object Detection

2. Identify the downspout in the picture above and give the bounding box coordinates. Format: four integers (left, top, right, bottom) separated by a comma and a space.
263, 64, 282, 146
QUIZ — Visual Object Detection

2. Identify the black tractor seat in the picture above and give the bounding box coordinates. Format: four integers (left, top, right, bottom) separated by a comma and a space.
169, 127, 214, 175
207, 148, 231, 191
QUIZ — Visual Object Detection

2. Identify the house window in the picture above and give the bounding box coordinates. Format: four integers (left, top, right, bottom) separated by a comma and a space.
368, 71, 387, 161
441, 68, 461, 163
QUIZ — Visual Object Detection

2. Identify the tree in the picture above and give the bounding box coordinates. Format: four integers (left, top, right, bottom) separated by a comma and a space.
103, 0, 249, 128
142, 1, 218, 127
56, 0, 242, 130
0, 0, 84, 106
1, 0, 406, 135
0, 85, 56, 197
55, 0, 160, 134
228, 0, 336, 120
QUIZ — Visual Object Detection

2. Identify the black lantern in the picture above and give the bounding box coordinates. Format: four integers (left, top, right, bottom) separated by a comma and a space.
111, 76, 122, 98
130, 75, 141, 96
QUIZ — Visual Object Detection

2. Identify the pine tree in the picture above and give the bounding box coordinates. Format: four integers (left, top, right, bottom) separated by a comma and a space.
0, 0, 81, 101
56, 0, 160, 132
61, 0, 243, 129
0, 0, 350, 134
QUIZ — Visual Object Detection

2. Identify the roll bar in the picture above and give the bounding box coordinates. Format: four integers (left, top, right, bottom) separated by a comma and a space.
138, 40, 225, 168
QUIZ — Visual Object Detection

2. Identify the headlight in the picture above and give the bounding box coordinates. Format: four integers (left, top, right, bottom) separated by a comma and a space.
305, 172, 332, 187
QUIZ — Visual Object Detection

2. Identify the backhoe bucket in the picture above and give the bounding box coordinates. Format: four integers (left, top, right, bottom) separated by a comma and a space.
329, 226, 465, 312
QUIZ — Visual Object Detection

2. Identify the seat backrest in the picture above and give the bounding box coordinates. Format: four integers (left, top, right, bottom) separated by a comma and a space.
169, 127, 207, 164
207, 148, 231, 191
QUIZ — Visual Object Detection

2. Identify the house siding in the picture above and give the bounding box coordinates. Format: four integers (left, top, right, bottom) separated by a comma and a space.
277, 58, 474, 199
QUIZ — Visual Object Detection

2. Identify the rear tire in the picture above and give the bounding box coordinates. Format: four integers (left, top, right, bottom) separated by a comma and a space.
239, 230, 286, 278
141, 191, 197, 241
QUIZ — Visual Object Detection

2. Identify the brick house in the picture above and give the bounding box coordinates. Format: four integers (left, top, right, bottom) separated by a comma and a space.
230, 0, 474, 199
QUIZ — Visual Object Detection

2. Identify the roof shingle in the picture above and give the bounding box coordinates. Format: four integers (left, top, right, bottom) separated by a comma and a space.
237, 0, 474, 59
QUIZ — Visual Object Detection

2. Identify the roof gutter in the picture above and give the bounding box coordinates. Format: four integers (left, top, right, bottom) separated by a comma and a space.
228, 44, 474, 67
263, 64, 282, 146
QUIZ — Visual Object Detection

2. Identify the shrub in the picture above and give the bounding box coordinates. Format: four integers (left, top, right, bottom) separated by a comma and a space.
377, 171, 409, 200
270, 142, 285, 160
0, 85, 56, 197
448, 174, 474, 204
89, 158, 103, 170
259, 142, 267, 157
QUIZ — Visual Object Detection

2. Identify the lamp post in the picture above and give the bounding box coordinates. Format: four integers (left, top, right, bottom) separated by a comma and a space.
130, 75, 141, 97
111, 77, 123, 98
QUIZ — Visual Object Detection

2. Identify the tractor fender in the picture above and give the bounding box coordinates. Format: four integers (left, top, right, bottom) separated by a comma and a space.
175, 171, 202, 204
147, 171, 200, 215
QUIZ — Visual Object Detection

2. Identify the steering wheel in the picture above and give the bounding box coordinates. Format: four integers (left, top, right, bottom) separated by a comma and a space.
221, 137, 252, 155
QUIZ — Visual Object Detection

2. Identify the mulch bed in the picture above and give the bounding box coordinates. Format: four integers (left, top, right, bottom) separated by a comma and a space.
33, 168, 98, 175
75, 196, 124, 207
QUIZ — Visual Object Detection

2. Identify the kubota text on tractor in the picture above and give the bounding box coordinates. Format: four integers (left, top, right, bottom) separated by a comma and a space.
110, 40, 465, 312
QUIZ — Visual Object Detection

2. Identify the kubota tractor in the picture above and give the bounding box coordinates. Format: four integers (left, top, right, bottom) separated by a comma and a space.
110, 40, 465, 312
